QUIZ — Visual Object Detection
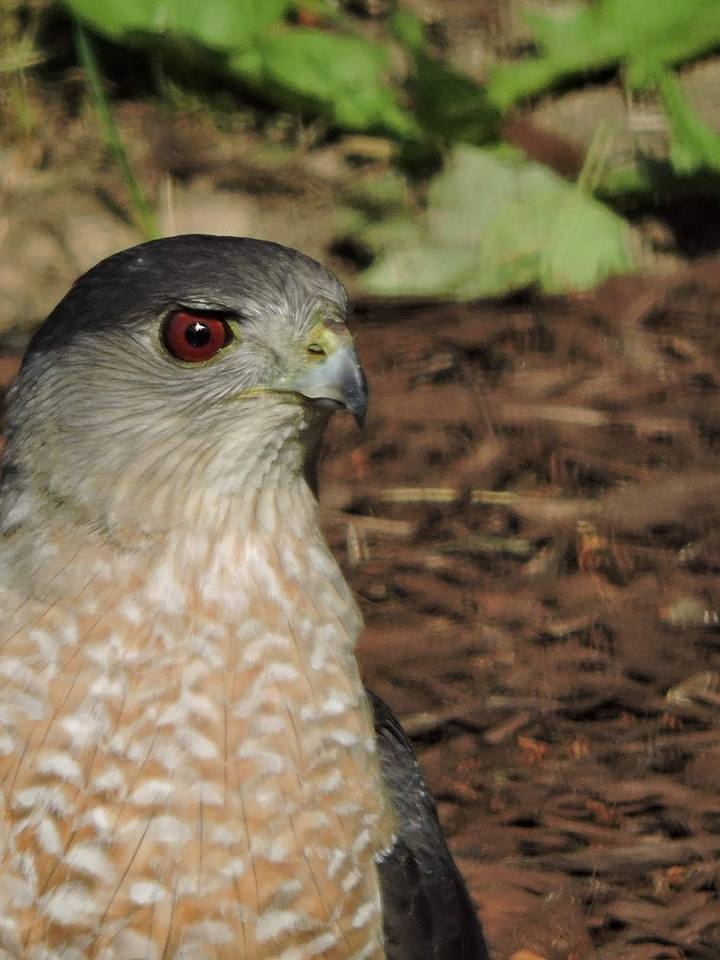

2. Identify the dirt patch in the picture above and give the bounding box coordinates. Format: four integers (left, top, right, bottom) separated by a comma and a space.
315, 260, 720, 960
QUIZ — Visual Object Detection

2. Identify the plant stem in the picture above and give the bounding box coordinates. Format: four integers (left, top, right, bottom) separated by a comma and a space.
74, 21, 159, 240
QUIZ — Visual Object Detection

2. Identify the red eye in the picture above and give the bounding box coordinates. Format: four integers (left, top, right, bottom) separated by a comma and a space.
162, 311, 231, 362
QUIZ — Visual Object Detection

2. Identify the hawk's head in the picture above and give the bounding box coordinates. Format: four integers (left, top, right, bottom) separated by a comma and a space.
3, 235, 367, 537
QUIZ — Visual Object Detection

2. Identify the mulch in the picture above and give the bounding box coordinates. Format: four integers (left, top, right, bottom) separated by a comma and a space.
320, 259, 720, 960
2, 259, 720, 960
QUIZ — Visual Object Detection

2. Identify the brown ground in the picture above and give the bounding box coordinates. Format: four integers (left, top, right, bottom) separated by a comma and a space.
317, 262, 720, 960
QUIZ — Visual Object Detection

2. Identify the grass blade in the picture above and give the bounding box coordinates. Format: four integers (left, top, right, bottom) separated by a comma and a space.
74, 21, 159, 240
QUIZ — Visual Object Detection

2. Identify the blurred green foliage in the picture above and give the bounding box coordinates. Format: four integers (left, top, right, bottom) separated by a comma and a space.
488, 0, 720, 110
659, 72, 720, 176
228, 27, 414, 136
361, 145, 635, 297
63, 0, 420, 135
57, 0, 720, 297
65, 0, 293, 50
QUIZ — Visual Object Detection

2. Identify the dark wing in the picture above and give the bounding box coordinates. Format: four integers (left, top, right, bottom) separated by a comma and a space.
368, 690, 490, 960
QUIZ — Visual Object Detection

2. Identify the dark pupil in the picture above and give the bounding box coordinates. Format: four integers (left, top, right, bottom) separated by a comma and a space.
185, 321, 211, 347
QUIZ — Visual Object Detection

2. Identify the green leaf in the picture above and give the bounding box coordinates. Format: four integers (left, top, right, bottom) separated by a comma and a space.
229, 27, 415, 136
390, 10, 497, 149
390, 8, 425, 53
487, 0, 720, 111
64, 0, 292, 51
407, 52, 498, 148
657, 71, 720, 175
63, 0, 414, 136
360, 146, 635, 298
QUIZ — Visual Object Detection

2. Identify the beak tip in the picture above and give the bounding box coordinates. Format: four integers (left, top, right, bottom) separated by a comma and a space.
352, 407, 367, 429
349, 367, 368, 429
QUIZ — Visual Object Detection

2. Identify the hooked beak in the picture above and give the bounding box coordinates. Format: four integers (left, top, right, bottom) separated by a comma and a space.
283, 338, 369, 427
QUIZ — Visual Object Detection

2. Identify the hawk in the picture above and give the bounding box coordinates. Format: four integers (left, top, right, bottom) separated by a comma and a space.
0, 236, 489, 960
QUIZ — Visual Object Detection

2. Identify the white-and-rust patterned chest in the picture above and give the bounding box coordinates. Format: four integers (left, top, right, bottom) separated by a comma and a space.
0, 527, 394, 960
